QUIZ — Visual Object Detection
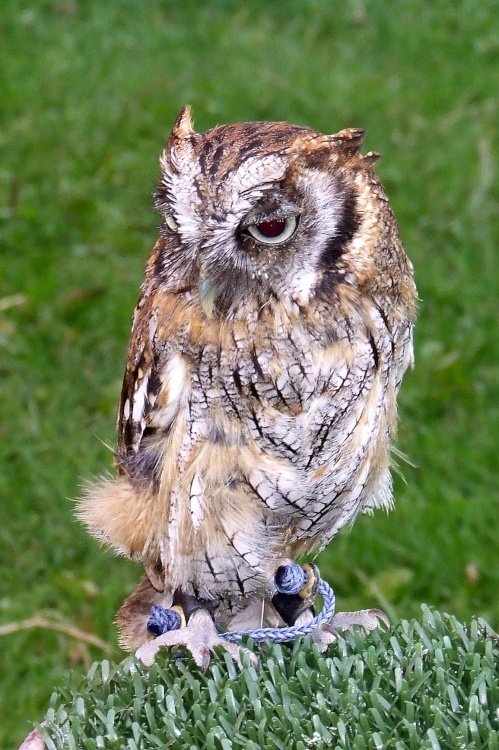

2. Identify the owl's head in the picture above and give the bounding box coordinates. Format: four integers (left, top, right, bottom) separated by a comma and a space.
154, 106, 394, 318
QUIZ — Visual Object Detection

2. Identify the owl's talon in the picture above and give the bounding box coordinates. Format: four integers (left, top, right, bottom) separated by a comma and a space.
368, 608, 391, 629
136, 607, 257, 669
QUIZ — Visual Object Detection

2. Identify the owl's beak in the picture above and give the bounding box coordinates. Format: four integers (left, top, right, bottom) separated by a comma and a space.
198, 274, 217, 319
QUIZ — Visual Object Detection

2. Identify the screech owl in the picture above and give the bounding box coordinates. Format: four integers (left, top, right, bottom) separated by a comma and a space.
79, 106, 417, 664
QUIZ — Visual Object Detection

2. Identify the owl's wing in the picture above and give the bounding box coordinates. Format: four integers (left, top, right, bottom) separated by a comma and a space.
116, 286, 188, 486
117, 297, 158, 458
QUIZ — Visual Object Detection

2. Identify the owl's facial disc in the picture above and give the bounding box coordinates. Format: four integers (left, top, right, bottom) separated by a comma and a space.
156, 119, 364, 317
195, 198, 302, 317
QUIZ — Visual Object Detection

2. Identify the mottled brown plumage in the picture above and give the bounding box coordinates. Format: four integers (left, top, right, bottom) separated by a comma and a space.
79, 106, 416, 658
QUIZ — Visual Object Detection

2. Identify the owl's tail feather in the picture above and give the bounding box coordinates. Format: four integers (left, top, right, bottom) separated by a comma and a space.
76, 475, 163, 561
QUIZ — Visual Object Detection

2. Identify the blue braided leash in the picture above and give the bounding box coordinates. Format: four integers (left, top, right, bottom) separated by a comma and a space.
221, 577, 335, 644
147, 563, 336, 645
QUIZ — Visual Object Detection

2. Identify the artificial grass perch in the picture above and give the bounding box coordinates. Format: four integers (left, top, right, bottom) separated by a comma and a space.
28, 608, 499, 749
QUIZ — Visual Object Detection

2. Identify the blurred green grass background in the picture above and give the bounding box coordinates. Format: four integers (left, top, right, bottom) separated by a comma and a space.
1, 1, 497, 747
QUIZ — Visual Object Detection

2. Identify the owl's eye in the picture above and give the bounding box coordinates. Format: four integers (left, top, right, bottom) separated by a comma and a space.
164, 212, 178, 232
246, 216, 298, 245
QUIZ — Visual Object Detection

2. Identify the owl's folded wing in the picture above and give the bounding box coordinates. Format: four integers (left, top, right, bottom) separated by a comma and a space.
116, 290, 191, 487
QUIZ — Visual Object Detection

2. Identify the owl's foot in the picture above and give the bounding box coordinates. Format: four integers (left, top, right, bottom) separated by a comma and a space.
18, 729, 46, 750
310, 608, 390, 650
331, 608, 390, 633
136, 608, 258, 669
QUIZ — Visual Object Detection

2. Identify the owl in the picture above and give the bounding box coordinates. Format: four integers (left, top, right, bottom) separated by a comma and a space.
79, 106, 417, 665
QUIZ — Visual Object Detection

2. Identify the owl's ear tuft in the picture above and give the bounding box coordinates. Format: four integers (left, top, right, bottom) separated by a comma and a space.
290, 127, 366, 166
362, 150, 381, 168
171, 104, 195, 140
327, 128, 365, 157
162, 106, 196, 174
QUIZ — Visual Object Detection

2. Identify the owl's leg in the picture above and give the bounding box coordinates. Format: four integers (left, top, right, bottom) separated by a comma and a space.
135, 592, 258, 669
226, 596, 282, 631
270, 562, 321, 627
